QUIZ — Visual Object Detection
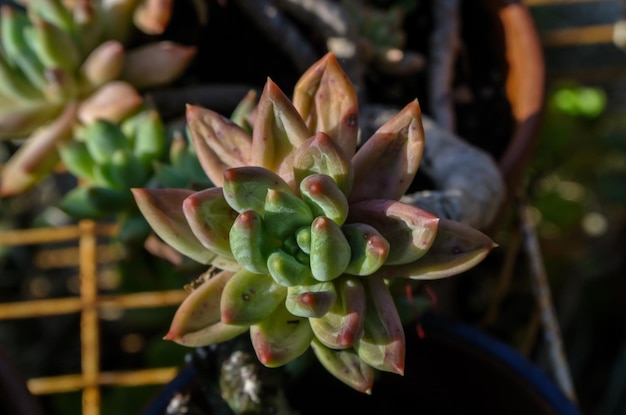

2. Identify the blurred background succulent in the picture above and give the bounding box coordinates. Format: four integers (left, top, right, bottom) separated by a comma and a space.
132, 52, 495, 396
0, 0, 197, 196
55, 107, 168, 241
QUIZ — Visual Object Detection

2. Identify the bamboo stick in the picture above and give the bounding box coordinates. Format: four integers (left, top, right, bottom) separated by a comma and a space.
0, 290, 187, 320
79, 220, 100, 415
27, 368, 179, 394
0, 223, 119, 246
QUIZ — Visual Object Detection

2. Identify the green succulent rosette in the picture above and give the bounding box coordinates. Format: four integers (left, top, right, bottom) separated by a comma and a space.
132, 52, 495, 394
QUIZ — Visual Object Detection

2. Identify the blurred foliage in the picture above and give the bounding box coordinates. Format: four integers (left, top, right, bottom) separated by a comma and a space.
525, 81, 626, 415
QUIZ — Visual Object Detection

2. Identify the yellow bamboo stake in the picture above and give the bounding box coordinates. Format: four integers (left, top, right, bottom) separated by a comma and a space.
27, 367, 179, 394
79, 220, 100, 415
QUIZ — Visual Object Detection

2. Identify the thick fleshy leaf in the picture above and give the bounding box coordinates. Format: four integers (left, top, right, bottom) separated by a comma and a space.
293, 133, 353, 195
132, 188, 216, 264
165, 270, 246, 346
183, 187, 237, 259
343, 223, 390, 276
229, 210, 273, 274
350, 99, 424, 202
375, 218, 497, 280
0, 102, 74, 196
251, 78, 310, 184
77, 81, 143, 125
221, 269, 287, 325
121, 41, 197, 89
293, 52, 359, 158
250, 302, 313, 367
267, 249, 311, 287
310, 216, 351, 282
285, 279, 336, 318
311, 338, 374, 394
79, 40, 124, 87
354, 276, 405, 374
347, 199, 439, 265
299, 174, 348, 226
264, 188, 313, 240
223, 166, 291, 214
186, 105, 252, 186
309, 276, 365, 349
0, 101, 61, 140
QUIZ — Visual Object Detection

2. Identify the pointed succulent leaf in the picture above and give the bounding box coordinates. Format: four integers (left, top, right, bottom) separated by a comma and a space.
0, 101, 62, 140
1, 7, 46, 89
183, 187, 237, 259
310, 216, 351, 282
348, 199, 439, 265
58, 140, 95, 181
186, 104, 252, 186
165, 270, 248, 347
267, 249, 311, 287
120, 41, 197, 89
293, 133, 353, 195
0, 53, 41, 101
311, 338, 374, 394
264, 188, 313, 240
230, 89, 257, 132
293, 52, 359, 158
77, 81, 143, 125
59, 185, 130, 219
229, 210, 274, 274
299, 174, 348, 225
350, 100, 424, 202
251, 78, 310, 182
354, 276, 405, 375
171, 321, 248, 348
126, 109, 166, 165
0, 102, 74, 196
133, 0, 174, 35
79, 40, 124, 87
375, 218, 497, 280
132, 188, 216, 264
309, 276, 366, 349
31, 19, 81, 73
250, 302, 313, 367
222, 166, 291, 214
29, 0, 73, 32
100, 151, 150, 189
285, 279, 336, 318
221, 269, 287, 325
343, 223, 390, 276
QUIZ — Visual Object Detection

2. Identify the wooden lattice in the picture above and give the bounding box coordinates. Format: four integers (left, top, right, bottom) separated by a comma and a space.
0, 220, 187, 415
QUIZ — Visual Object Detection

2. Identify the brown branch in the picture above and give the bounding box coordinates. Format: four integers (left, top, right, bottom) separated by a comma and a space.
361, 104, 505, 230
231, 0, 319, 73
428, 0, 461, 132
518, 191, 579, 404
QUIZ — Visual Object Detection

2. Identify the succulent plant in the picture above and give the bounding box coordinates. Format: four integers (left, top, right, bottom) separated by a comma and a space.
0, 0, 196, 196
132, 52, 495, 394
56, 107, 167, 240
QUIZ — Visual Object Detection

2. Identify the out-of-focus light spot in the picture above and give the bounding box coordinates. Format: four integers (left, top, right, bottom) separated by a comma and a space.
98, 268, 120, 290
100, 306, 124, 321
556, 180, 585, 202
385, 48, 404, 63
29, 276, 52, 298
582, 212, 608, 237
121, 333, 145, 354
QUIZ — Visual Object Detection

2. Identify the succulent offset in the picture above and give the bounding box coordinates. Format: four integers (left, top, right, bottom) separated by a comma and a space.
132, 52, 495, 393
0, 0, 195, 196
